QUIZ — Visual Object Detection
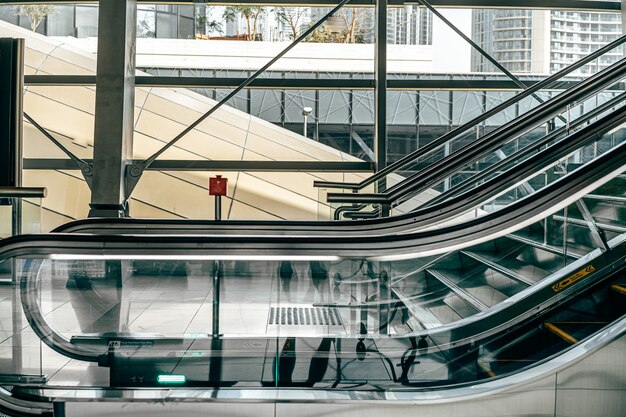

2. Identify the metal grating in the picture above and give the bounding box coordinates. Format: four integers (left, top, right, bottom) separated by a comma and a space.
269, 306, 343, 326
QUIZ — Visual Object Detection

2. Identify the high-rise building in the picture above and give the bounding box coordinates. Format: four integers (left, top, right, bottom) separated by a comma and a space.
472, 9, 623, 74
310, 6, 431, 45
388, 6, 433, 46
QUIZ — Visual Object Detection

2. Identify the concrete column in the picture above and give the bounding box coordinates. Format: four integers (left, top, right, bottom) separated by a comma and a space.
89, 0, 136, 218
374, 0, 388, 181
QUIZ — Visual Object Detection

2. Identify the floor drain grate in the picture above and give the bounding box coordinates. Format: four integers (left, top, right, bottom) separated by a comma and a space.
269, 306, 343, 326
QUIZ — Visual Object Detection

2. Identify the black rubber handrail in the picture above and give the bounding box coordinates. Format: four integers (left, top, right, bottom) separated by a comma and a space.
335, 90, 626, 219
313, 34, 626, 191
6, 140, 625, 260
330, 102, 626, 220
326, 56, 626, 204
414, 90, 626, 209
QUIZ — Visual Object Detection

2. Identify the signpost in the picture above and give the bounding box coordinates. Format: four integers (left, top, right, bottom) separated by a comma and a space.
208, 175, 228, 344
209, 175, 227, 221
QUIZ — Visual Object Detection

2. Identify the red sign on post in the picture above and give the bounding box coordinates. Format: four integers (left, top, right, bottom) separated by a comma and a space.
209, 175, 228, 196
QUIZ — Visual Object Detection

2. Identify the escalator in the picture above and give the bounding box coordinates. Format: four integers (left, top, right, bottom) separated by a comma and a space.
1, 216, 624, 415
3, 139, 624, 362
0, 33, 624, 417
389, 174, 625, 330
41, 86, 626, 337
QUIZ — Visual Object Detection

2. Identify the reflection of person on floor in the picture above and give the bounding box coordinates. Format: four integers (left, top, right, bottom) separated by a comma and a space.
66, 260, 124, 334
306, 338, 332, 386
309, 261, 329, 303
274, 337, 333, 386
278, 261, 296, 302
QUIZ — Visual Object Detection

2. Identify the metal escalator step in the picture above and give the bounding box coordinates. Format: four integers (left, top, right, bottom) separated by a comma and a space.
426, 269, 489, 312
461, 251, 536, 286
391, 288, 442, 330
610, 284, 626, 295
544, 322, 578, 344
506, 233, 582, 259
544, 321, 609, 344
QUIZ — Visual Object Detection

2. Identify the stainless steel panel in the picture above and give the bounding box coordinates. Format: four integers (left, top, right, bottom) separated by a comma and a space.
555, 334, 626, 417
65, 402, 275, 417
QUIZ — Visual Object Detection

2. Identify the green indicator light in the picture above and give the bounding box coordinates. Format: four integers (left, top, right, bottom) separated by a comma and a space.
157, 374, 186, 384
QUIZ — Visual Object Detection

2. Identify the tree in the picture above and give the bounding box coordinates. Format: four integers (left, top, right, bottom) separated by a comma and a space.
18, 5, 55, 32
274, 7, 309, 40
307, 9, 366, 44
341, 8, 361, 44
223, 6, 264, 41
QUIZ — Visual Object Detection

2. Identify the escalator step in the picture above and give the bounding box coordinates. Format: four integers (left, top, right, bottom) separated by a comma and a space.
461, 251, 536, 286
544, 322, 578, 344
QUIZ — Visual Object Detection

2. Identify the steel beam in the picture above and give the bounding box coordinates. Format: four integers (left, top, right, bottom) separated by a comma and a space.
374, 0, 387, 177
89, 0, 137, 218
575, 199, 609, 252
24, 158, 375, 172
25, 75, 593, 91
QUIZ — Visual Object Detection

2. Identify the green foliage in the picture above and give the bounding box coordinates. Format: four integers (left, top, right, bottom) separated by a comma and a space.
223, 6, 264, 41
306, 9, 366, 44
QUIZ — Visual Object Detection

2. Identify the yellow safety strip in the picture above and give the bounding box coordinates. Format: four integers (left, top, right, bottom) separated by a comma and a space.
611, 284, 626, 295
478, 361, 496, 378
544, 322, 578, 344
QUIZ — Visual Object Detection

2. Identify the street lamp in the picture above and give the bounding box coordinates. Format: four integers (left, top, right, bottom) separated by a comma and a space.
302, 106, 313, 138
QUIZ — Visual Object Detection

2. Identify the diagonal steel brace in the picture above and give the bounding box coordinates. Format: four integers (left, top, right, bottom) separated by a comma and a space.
124, 0, 353, 201
23, 112, 93, 189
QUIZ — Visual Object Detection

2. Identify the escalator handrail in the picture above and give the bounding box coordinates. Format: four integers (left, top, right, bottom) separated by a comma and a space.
313, 34, 626, 191
405, 90, 626, 209
0, 386, 52, 416
3, 139, 623, 259
323, 107, 626, 223
336, 90, 626, 217
325, 56, 626, 204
